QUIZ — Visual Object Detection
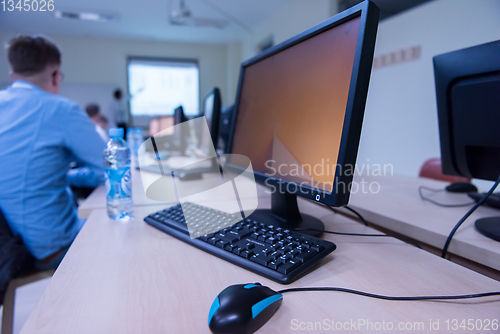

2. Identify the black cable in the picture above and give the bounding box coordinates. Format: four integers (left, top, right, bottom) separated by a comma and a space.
293, 227, 391, 237
294, 227, 423, 249
315, 204, 422, 248
441, 175, 500, 258
418, 186, 475, 208
344, 205, 369, 226
277, 287, 500, 302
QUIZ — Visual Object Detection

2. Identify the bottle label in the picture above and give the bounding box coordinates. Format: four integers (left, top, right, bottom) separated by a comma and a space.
105, 167, 132, 198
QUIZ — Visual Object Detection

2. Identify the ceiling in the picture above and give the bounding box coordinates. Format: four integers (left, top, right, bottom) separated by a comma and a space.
0, 0, 290, 44
0, 0, 435, 44
339, 0, 434, 20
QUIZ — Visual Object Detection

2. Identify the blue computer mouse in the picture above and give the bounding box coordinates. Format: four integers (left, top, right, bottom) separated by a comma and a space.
208, 283, 283, 334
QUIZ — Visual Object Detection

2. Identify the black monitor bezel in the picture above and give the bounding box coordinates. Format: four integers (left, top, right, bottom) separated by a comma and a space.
201, 87, 222, 149
226, 0, 379, 207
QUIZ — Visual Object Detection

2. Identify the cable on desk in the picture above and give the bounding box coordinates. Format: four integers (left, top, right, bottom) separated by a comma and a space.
315, 204, 423, 249
277, 287, 500, 302
441, 175, 500, 258
293, 227, 391, 237
418, 186, 475, 208
344, 205, 369, 226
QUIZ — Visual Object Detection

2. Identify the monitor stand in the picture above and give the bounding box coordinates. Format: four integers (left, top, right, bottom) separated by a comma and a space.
247, 191, 324, 237
475, 217, 500, 242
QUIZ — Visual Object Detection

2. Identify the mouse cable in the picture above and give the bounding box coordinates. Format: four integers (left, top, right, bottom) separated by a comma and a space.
441, 175, 500, 258
277, 286, 500, 302
418, 186, 475, 208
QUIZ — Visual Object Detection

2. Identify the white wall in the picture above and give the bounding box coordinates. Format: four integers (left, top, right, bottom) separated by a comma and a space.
0, 32, 241, 113
241, 0, 339, 61
357, 0, 500, 177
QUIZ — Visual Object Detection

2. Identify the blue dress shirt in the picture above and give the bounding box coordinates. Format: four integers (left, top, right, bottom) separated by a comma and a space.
0, 81, 106, 259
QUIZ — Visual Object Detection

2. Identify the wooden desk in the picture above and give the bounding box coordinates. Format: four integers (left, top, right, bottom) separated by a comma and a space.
349, 174, 500, 276
21, 191, 500, 333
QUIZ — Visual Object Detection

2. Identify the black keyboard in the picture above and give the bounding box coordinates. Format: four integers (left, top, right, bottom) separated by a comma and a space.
144, 202, 336, 284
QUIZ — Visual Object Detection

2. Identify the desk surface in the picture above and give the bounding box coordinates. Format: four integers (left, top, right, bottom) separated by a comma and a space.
349, 174, 500, 272
22, 185, 500, 333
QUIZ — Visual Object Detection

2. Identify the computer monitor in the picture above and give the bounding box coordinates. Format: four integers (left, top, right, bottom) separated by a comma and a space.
200, 87, 222, 153
173, 106, 188, 153
178, 88, 223, 178
219, 105, 234, 153
174, 106, 188, 125
226, 1, 379, 235
434, 39, 500, 242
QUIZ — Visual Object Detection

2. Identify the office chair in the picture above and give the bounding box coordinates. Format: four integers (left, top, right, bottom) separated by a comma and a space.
0, 208, 54, 334
419, 158, 470, 184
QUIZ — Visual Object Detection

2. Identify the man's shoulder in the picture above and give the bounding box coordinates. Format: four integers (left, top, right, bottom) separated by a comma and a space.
41, 92, 80, 111
1, 85, 80, 111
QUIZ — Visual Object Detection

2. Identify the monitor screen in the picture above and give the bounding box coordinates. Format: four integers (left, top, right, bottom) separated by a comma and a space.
231, 17, 361, 194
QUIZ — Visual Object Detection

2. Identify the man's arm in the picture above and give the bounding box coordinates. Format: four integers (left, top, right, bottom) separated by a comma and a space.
64, 104, 107, 188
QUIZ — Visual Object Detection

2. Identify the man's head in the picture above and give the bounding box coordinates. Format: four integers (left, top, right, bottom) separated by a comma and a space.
113, 89, 122, 101
85, 103, 101, 123
7, 35, 62, 94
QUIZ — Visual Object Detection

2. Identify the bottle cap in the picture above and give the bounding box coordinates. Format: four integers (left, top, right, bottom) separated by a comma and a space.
109, 128, 124, 138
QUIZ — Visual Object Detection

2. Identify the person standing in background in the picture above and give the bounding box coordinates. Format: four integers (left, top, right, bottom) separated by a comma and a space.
108, 88, 128, 139
0, 35, 106, 268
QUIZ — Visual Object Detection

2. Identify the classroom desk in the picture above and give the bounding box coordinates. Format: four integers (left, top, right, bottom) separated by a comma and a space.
348, 174, 500, 277
21, 183, 500, 333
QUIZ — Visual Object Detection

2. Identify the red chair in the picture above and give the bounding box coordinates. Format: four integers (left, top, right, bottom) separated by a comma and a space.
419, 158, 471, 183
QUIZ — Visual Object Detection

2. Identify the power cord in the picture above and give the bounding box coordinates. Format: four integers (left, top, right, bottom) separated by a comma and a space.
344, 205, 369, 226
296, 205, 423, 249
441, 175, 500, 258
418, 186, 475, 208
322, 203, 369, 226
293, 227, 393, 238
277, 286, 500, 302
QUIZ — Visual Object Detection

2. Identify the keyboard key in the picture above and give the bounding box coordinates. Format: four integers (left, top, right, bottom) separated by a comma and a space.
289, 250, 300, 257
215, 241, 228, 249
311, 244, 325, 252
240, 250, 254, 259
295, 250, 318, 263
245, 243, 255, 250
250, 254, 273, 266
277, 260, 301, 274
267, 261, 283, 270
269, 251, 280, 259
265, 237, 277, 244
233, 247, 244, 255
225, 244, 236, 252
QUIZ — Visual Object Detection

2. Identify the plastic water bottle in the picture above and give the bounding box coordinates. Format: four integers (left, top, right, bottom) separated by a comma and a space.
105, 128, 133, 220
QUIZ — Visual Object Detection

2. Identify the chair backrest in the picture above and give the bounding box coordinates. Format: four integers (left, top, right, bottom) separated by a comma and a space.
0, 208, 34, 305
419, 158, 471, 184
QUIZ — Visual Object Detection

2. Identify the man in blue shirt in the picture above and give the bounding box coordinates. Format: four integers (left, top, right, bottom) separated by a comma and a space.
0, 35, 106, 264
